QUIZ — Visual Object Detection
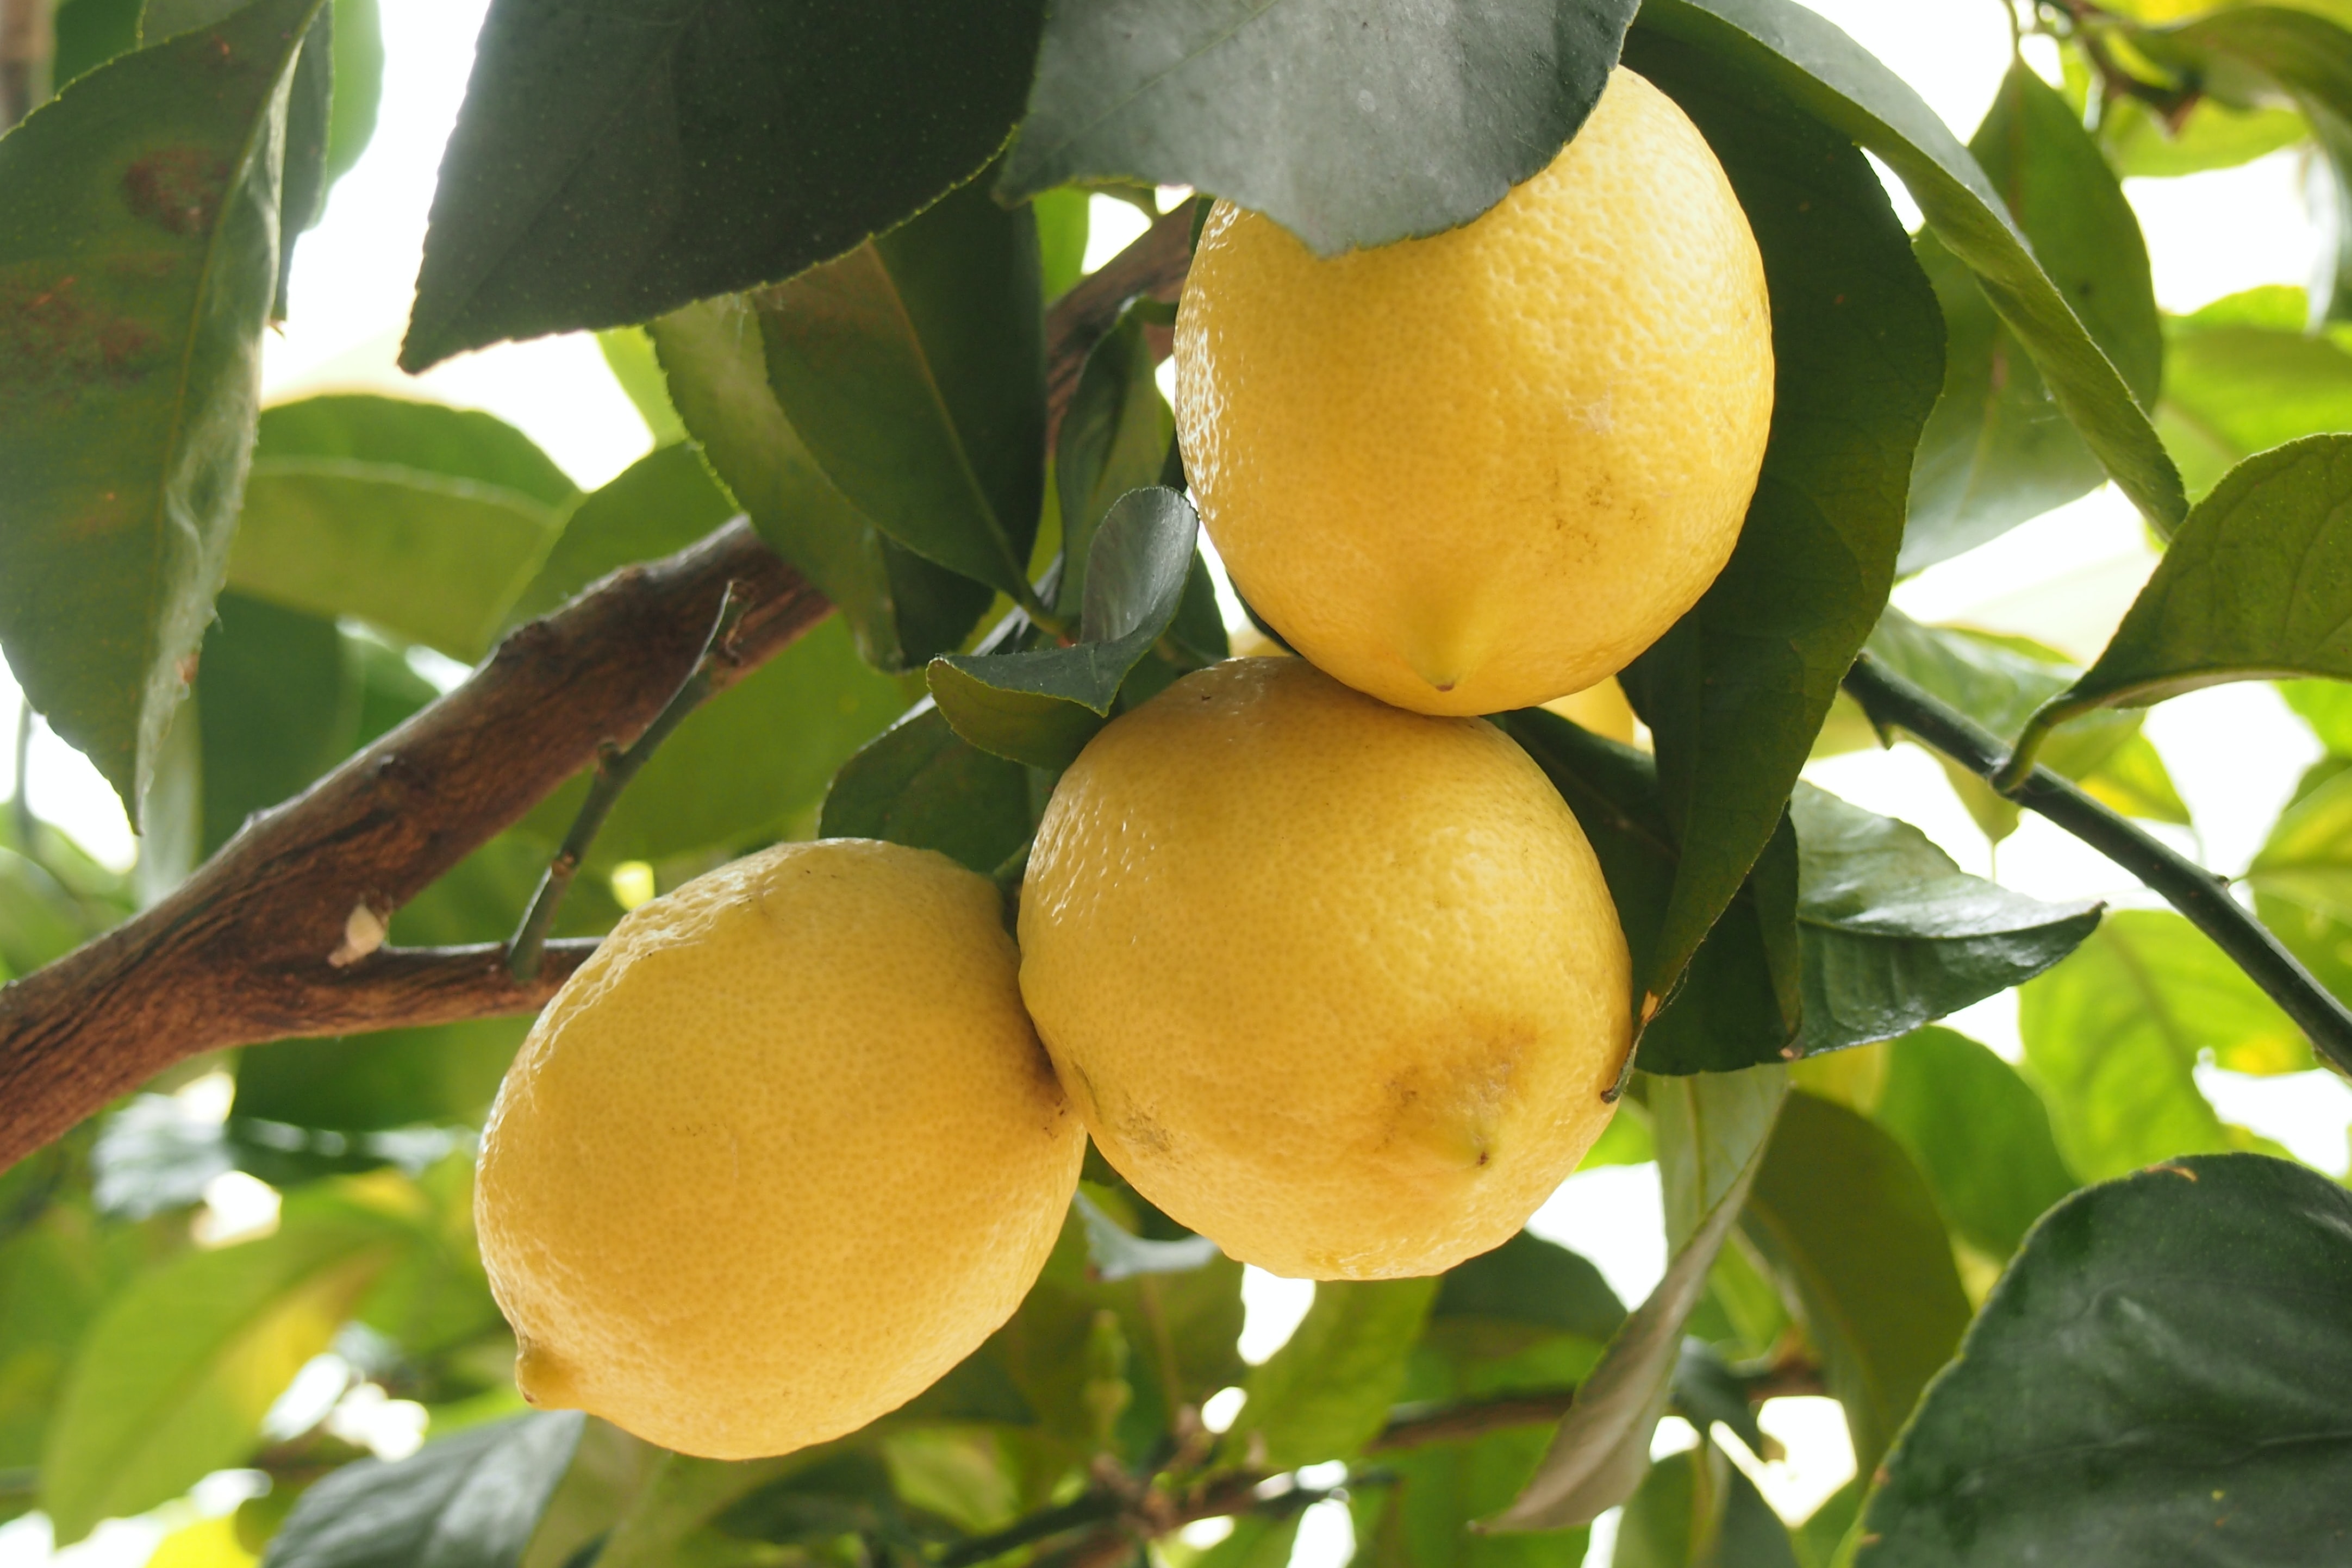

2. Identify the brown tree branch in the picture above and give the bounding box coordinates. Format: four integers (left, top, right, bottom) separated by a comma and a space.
0, 219, 1199, 1173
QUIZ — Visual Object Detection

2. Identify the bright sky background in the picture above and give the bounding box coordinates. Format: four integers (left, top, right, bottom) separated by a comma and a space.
3, 2, 2350, 1563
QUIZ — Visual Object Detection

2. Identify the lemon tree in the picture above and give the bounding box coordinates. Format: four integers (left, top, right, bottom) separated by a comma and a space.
1, 1, 2351, 1565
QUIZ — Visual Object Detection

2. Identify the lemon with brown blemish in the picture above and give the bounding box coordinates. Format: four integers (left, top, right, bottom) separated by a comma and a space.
1018, 657, 1631, 1280
1174, 65, 1771, 716
475, 839, 1083, 1459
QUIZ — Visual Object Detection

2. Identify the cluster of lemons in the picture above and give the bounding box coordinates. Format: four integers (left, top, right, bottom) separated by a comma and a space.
474, 68, 1773, 1461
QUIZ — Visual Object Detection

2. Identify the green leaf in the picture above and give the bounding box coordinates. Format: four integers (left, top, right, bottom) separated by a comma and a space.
1001, 0, 1639, 255
255, 394, 578, 509
1490, 1069, 1786, 1532
1054, 307, 1174, 619
0, 845, 108, 977
401, 0, 1047, 369
1740, 1091, 1973, 1477
928, 489, 1199, 770
1197, 1514, 1305, 1568
2015, 435, 2352, 753
1788, 783, 2100, 1054
592, 329, 686, 448
1371, 1429, 1590, 1568
2283, 671, 2352, 753
1034, 189, 1090, 304
53, 0, 145, 86
1433, 1232, 1625, 1347
1871, 1027, 2078, 1260
41, 1191, 407, 1542
322, 0, 383, 185
2101, 93, 2305, 179
2019, 909, 2311, 1183
0, 0, 327, 814
755, 170, 1045, 602
226, 459, 564, 660
2156, 287, 2352, 498
189, 592, 355, 856
1637, 0, 2186, 532
262, 1412, 584, 1568
0, 1212, 115, 1475
651, 296, 992, 671
1901, 63, 2160, 574
1612, 1444, 1799, 1568
503, 444, 732, 627
1615, 24, 1943, 1004
820, 705, 1035, 877
1230, 1278, 1436, 1472
2243, 759, 2352, 1005
1857, 1154, 2352, 1565
235, 1018, 528, 1133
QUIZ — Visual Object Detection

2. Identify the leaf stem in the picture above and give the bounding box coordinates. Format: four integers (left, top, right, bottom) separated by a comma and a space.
505, 584, 748, 983
1843, 651, 2352, 1076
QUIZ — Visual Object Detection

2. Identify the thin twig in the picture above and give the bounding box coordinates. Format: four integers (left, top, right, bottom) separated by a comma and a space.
506, 585, 748, 982
1843, 651, 2352, 1076
0, 0, 52, 129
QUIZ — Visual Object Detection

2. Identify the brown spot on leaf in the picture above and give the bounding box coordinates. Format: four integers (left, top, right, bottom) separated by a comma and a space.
122, 147, 232, 236
0, 273, 165, 410
2152, 1162, 2199, 1181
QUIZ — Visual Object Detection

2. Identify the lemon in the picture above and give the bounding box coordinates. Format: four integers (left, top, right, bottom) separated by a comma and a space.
1019, 658, 1631, 1279
1174, 66, 1773, 716
476, 839, 1084, 1459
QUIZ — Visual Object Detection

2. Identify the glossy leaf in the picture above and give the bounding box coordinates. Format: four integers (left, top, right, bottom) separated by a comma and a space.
263, 1412, 584, 1568
819, 705, 1034, 877
1637, 0, 2186, 532
1901, 63, 2160, 575
1858, 1154, 2352, 1565
755, 172, 1045, 602
2019, 435, 2352, 749
1492, 1069, 1785, 1531
41, 1192, 408, 1542
2157, 286, 2352, 498
652, 295, 991, 671
929, 488, 1199, 770
1615, 26, 1943, 1003
1872, 1027, 2078, 1260
1231, 1278, 1437, 1471
0, 0, 326, 813
1789, 783, 2100, 1054
2019, 910, 2311, 1183
226, 459, 563, 661
1002, 0, 1640, 254
402, 0, 1047, 368
1053, 307, 1174, 619
1741, 1091, 1972, 1476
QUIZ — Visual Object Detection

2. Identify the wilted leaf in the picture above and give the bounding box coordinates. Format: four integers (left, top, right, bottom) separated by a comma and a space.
1002, 0, 1641, 254
1858, 1155, 2352, 1564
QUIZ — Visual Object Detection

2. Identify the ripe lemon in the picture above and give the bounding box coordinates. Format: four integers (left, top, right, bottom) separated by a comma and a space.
1019, 658, 1632, 1280
475, 839, 1083, 1459
1174, 66, 1773, 716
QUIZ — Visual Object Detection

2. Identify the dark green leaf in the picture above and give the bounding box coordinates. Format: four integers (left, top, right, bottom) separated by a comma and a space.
255, 394, 578, 509
1637, 0, 2186, 531
1002, 0, 1639, 255
1902, 63, 2160, 574
1370, 1428, 1588, 1568
2018, 434, 2352, 748
1670, 1339, 1769, 1458
53, 0, 145, 86
1615, 26, 1943, 1004
929, 488, 1198, 769
1741, 1091, 1972, 1477
1492, 1069, 1786, 1531
1073, 1190, 1220, 1282
0, 0, 328, 813
819, 705, 1034, 876
42, 1191, 408, 1542
235, 1017, 528, 1133
1858, 1154, 2352, 1565
652, 296, 991, 671
226, 459, 564, 660
190, 592, 355, 855
263, 1412, 584, 1568
1230, 1278, 1437, 1471
1612, 1444, 1798, 1568
1054, 307, 1173, 619
2156, 286, 2352, 499
402, 0, 1047, 368
756, 171, 1045, 601
1871, 1027, 2078, 1260
1789, 783, 2100, 1054
1434, 1231, 1625, 1346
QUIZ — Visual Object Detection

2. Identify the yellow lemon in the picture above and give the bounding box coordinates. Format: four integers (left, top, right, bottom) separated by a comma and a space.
476, 839, 1083, 1459
1174, 66, 1772, 716
1019, 658, 1632, 1279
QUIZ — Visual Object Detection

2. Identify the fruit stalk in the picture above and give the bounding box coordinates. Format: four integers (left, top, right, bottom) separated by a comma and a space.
1842, 651, 2352, 1076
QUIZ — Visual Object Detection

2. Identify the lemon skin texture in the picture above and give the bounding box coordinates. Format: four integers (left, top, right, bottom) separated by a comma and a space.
1174, 66, 1773, 716
1019, 658, 1632, 1280
475, 839, 1084, 1459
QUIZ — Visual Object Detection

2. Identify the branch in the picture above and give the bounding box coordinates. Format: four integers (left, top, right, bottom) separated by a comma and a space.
0, 0, 51, 129
0, 218, 1199, 1173
1843, 651, 2352, 1077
